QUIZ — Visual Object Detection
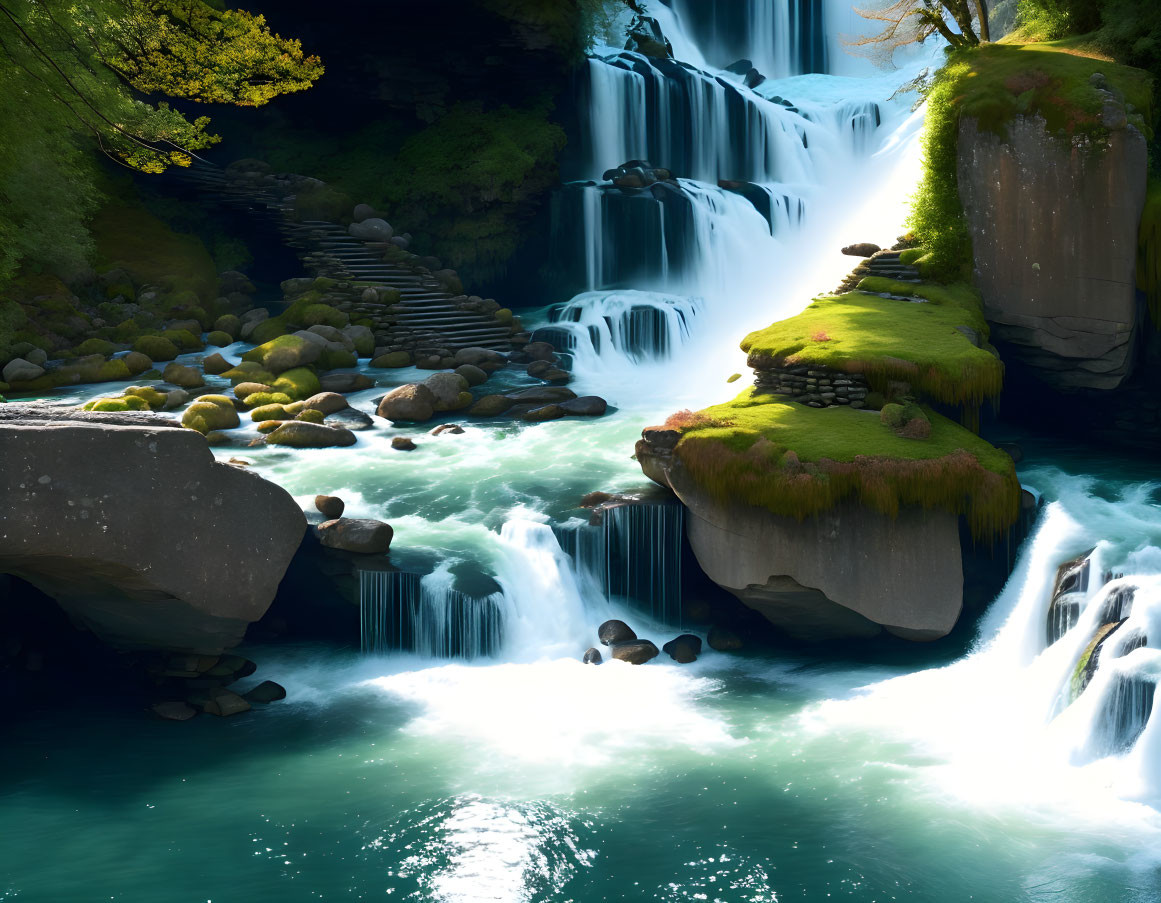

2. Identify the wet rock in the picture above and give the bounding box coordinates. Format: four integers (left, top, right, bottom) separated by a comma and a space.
326, 408, 375, 431
431, 423, 464, 436
508, 386, 577, 404
2, 358, 45, 383
264, 421, 357, 448
391, 436, 416, 450
609, 639, 660, 664
349, 217, 393, 241
662, 634, 702, 663
301, 392, 349, 415
371, 351, 412, 368
422, 372, 470, 410
243, 680, 287, 704
455, 364, 488, 387
199, 688, 251, 717
162, 362, 204, 388
123, 351, 153, 375
318, 372, 373, 393
707, 625, 743, 651
541, 368, 571, 382
468, 394, 513, 417
598, 619, 637, 646
559, 396, 607, 416
314, 495, 345, 518
523, 341, 557, 362
202, 352, 231, 375
377, 383, 436, 422
150, 701, 197, 721
317, 517, 393, 554
583, 647, 603, 665
522, 404, 564, 422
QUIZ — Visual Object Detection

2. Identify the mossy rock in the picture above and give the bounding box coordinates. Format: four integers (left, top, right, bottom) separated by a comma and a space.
213, 314, 241, 338
138, 369, 163, 380
221, 363, 278, 386
256, 419, 282, 434
162, 329, 204, 352
182, 401, 241, 434
272, 367, 321, 400
296, 408, 325, 424
123, 385, 169, 410
113, 319, 143, 342
250, 403, 294, 422
204, 430, 232, 446
94, 359, 132, 382
132, 335, 181, 362
74, 338, 116, 357
104, 282, 136, 301
318, 348, 358, 370
82, 395, 150, 413
292, 184, 352, 223
371, 351, 412, 368
123, 351, 153, 374
494, 308, 514, 325
242, 334, 321, 373
301, 304, 349, 328
284, 400, 306, 415
249, 319, 288, 345
244, 391, 293, 407
233, 381, 274, 400
206, 331, 234, 348
197, 394, 237, 409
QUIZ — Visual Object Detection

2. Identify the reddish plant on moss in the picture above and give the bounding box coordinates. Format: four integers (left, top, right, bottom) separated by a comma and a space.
810, 329, 831, 342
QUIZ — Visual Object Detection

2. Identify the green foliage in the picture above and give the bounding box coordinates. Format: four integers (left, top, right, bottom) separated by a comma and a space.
1140, 178, 1161, 323
1016, 0, 1161, 75
741, 280, 1002, 408
91, 205, 218, 300
669, 391, 1021, 540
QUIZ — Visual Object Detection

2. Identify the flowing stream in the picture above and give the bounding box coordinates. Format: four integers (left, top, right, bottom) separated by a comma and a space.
7, 3, 1161, 901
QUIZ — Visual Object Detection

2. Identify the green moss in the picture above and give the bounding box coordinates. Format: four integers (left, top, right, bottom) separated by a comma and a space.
899, 248, 927, 266
132, 335, 180, 362
213, 314, 241, 338
244, 391, 293, 407
371, 351, 412, 368
123, 385, 169, 409
96, 358, 132, 382
248, 319, 287, 345
91, 205, 218, 301
161, 329, 203, 351
182, 400, 240, 434
73, 338, 116, 357
272, 366, 321, 400
249, 403, 293, 422
296, 408, 325, 424
911, 42, 1153, 279
740, 282, 1001, 407
221, 364, 278, 386
206, 330, 233, 347
300, 304, 348, 328
82, 395, 149, 412
198, 394, 236, 409
317, 348, 357, 370
256, 419, 281, 434
670, 390, 1020, 540
292, 184, 352, 223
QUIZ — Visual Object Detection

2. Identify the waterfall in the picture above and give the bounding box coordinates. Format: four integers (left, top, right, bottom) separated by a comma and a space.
538, 290, 700, 363
359, 565, 504, 659
554, 502, 685, 626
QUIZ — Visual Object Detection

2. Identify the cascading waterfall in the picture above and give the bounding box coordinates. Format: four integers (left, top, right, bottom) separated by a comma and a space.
539, 290, 700, 362
554, 502, 685, 625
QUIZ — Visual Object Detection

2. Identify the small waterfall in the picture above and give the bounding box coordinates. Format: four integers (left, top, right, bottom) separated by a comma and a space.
554, 502, 685, 625
539, 290, 700, 364
359, 566, 503, 658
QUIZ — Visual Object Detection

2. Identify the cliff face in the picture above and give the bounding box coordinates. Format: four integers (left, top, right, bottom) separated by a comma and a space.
958, 113, 1148, 390
0, 407, 306, 653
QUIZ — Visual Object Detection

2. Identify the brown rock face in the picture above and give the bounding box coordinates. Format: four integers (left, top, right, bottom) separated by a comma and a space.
0, 406, 306, 653
958, 114, 1148, 390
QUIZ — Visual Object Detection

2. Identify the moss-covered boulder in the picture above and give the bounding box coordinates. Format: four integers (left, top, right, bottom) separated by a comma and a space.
233, 381, 274, 400
123, 351, 153, 375
300, 304, 349, 329
162, 362, 205, 389
182, 399, 241, 434
371, 351, 412, 368
132, 335, 180, 362
74, 338, 116, 357
318, 348, 358, 370
123, 385, 169, 410
244, 391, 294, 408
206, 331, 234, 349
213, 314, 242, 339
162, 329, 204, 352
82, 395, 150, 413
296, 408, 325, 424
249, 319, 288, 345
221, 362, 278, 386
264, 421, 358, 448
243, 334, 321, 374
272, 367, 321, 401
250, 403, 294, 422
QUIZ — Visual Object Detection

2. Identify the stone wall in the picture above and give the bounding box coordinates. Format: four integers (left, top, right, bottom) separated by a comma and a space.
958, 111, 1148, 391
754, 364, 869, 408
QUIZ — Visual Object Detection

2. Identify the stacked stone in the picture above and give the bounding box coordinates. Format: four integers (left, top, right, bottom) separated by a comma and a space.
755, 364, 869, 409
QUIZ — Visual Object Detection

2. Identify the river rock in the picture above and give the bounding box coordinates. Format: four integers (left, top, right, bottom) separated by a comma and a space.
841, 242, 881, 257
468, 395, 513, 417
150, 700, 197, 721
522, 342, 557, 362
707, 626, 743, 651
314, 494, 345, 518
598, 619, 637, 645
326, 408, 375, 431
200, 687, 251, 717
508, 386, 576, 405
301, 392, 349, 415
318, 372, 374, 393
522, 405, 564, 422
0, 406, 305, 652
583, 647, 603, 665
541, 368, 570, 382
423, 372, 469, 409
264, 421, 357, 448
560, 396, 607, 416
454, 347, 506, 370
377, 383, 437, 422
371, 351, 412, 368
123, 351, 153, 375
2, 359, 46, 383
663, 633, 703, 660
162, 362, 204, 388
431, 423, 464, 436
244, 680, 287, 703
317, 517, 393, 554
202, 352, 230, 375
455, 364, 488, 387
391, 436, 416, 450
609, 639, 660, 664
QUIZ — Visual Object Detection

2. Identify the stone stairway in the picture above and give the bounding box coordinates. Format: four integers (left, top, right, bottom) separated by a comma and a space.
835, 249, 922, 294
176, 163, 514, 352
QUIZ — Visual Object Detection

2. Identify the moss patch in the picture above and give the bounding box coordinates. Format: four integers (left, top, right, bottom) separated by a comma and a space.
669, 390, 1020, 540
91, 205, 218, 302
740, 282, 1001, 407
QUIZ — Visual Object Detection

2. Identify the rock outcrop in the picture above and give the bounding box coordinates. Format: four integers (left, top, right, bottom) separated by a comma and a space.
958, 112, 1148, 390
0, 406, 305, 653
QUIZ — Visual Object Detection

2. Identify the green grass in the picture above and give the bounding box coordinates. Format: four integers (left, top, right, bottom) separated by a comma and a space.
668, 390, 1020, 540
740, 281, 1002, 407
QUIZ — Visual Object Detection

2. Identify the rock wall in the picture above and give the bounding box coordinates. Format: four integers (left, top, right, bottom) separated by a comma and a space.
0, 407, 305, 653
636, 436, 965, 641
958, 113, 1148, 390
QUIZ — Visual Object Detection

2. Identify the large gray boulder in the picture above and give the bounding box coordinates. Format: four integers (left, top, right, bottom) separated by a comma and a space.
958, 112, 1147, 389
3, 358, 45, 383
348, 218, 393, 241
0, 406, 305, 653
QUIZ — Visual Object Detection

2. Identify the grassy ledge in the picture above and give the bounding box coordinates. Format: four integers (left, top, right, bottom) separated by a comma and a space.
741, 279, 1003, 407
668, 391, 1021, 541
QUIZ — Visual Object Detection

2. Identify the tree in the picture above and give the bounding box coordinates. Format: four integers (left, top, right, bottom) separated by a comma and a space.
0, 0, 322, 285
847, 0, 990, 66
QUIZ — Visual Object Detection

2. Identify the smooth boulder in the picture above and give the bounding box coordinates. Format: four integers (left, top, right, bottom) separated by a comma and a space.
598, 619, 637, 646
377, 383, 437, 422
609, 639, 660, 665
264, 421, 357, 448
317, 517, 393, 554
582, 647, 603, 665
314, 494, 345, 518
